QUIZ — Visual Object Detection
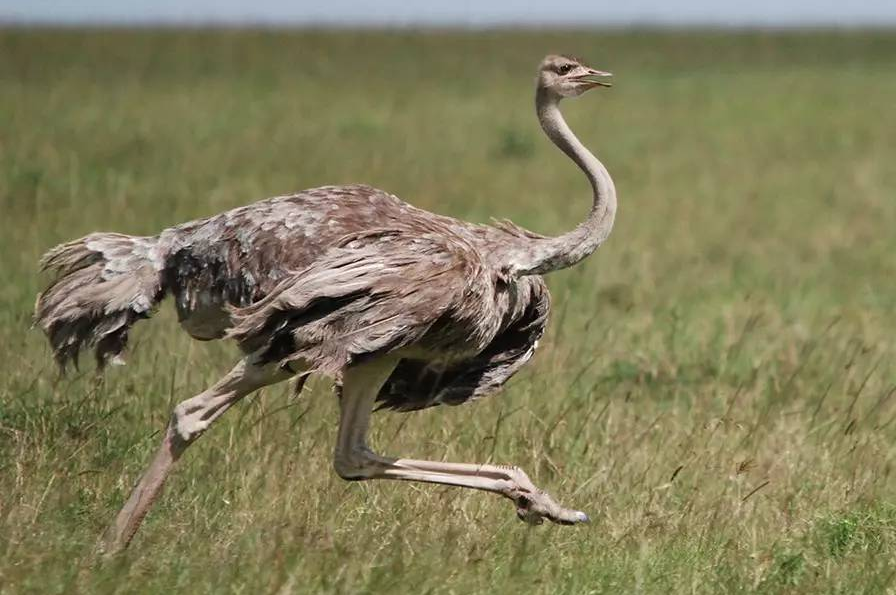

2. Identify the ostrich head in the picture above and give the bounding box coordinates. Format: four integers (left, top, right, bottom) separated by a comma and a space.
537, 55, 612, 99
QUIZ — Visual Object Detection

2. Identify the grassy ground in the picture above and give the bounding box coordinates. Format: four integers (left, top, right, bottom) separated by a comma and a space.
1, 28, 896, 594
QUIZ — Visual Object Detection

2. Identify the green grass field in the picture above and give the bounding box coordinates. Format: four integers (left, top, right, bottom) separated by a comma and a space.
1, 28, 896, 593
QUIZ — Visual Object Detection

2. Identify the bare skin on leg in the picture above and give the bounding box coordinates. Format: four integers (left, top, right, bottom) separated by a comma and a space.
333, 358, 588, 525
99, 357, 296, 555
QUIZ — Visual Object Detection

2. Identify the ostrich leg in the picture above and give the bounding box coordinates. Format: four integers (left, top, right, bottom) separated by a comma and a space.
333, 358, 588, 525
99, 357, 295, 555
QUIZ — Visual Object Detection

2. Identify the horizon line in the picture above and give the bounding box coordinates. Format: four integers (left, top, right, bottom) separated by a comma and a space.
3, 19, 896, 31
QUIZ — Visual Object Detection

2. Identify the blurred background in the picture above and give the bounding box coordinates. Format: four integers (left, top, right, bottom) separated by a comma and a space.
4, 0, 896, 26
1, 3, 895, 595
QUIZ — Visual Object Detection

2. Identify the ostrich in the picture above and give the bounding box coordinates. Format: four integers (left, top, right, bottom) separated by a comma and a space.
35, 55, 615, 553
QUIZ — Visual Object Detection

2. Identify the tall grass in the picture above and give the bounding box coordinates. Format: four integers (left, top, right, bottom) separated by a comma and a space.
1, 29, 895, 593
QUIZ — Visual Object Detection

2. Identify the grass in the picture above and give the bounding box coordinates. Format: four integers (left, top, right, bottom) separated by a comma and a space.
1, 28, 896, 594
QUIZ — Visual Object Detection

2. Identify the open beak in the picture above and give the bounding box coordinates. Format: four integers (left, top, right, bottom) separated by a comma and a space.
576, 69, 613, 88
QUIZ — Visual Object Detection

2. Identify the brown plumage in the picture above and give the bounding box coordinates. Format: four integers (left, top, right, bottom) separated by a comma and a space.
35, 55, 618, 553
36, 185, 551, 412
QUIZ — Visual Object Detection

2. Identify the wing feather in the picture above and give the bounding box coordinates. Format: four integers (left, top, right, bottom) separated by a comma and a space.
375, 276, 550, 412
227, 227, 486, 377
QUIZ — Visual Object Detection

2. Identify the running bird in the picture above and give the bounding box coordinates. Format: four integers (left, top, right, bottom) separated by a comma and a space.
34, 55, 616, 553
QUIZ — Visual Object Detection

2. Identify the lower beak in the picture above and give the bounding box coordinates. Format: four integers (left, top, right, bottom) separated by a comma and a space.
578, 69, 613, 87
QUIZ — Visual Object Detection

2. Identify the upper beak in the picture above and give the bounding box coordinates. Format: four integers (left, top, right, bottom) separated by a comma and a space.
577, 69, 613, 88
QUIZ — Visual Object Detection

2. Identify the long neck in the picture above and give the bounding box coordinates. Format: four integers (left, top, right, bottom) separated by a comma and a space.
510, 88, 617, 276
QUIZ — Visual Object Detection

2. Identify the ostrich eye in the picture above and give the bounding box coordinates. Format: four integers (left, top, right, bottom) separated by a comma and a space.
558, 64, 574, 74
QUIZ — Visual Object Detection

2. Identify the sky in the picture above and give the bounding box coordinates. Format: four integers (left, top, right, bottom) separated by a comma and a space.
2, 0, 896, 27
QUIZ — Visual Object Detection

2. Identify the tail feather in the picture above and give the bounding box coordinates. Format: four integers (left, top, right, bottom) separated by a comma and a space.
34, 233, 166, 370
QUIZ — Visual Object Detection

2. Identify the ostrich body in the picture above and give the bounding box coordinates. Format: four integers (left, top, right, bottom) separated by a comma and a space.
35, 55, 616, 553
